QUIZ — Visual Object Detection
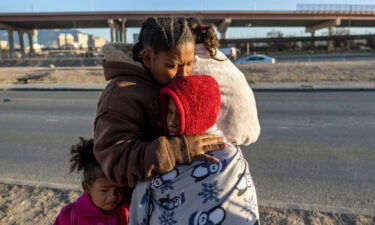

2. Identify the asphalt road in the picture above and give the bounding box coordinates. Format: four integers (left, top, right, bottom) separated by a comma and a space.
0, 91, 374, 215
245, 91, 375, 215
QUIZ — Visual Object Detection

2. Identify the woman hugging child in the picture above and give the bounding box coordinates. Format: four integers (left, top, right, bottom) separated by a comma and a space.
93, 17, 225, 189
92, 16, 260, 225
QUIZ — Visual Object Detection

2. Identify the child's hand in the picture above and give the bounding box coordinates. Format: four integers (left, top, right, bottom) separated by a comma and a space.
185, 134, 227, 163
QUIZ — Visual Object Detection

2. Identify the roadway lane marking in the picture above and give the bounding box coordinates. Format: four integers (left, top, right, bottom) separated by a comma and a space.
277, 126, 290, 129
46, 119, 59, 122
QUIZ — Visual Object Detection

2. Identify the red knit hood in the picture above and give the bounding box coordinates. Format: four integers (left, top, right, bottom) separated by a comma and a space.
160, 75, 221, 136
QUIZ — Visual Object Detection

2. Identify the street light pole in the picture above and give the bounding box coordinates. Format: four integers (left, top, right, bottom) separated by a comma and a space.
348, 5, 352, 50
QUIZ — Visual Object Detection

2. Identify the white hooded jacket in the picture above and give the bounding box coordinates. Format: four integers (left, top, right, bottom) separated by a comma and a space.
193, 44, 261, 146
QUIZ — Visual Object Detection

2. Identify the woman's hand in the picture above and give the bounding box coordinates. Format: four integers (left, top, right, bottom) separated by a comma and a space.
185, 134, 226, 163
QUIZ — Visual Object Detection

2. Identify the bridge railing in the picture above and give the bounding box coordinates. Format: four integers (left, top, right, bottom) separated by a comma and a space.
297, 4, 375, 12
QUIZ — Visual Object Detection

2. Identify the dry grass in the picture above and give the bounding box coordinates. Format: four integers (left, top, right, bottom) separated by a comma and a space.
0, 67, 105, 84
238, 61, 375, 83
0, 61, 375, 85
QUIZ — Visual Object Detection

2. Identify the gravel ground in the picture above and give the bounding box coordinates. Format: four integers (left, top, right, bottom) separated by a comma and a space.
1, 183, 374, 225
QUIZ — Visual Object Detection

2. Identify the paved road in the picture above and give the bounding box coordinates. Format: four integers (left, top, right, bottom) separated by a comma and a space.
0, 91, 374, 215
0, 91, 100, 188
244, 91, 375, 215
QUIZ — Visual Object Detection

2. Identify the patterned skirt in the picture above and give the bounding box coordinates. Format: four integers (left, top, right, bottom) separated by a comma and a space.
129, 144, 259, 225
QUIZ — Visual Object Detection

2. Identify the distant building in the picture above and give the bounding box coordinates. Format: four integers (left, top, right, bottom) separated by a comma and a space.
57, 32, 105, 50
0, 40, 8, 50
58, 33, 66, 47
89, 35, 106, 49
0, 29, 106, 52
77, 33, 89, 49
26, 43, 42, 53
65, 34, 74, 45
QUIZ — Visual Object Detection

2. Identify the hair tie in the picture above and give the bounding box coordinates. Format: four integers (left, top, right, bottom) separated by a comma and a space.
199, 25, 208, 33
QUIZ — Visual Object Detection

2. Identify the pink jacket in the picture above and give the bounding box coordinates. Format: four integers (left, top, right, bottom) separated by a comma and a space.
54, 193, 128, 225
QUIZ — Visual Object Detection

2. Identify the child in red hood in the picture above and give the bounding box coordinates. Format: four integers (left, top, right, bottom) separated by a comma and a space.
54, 138, 130, 225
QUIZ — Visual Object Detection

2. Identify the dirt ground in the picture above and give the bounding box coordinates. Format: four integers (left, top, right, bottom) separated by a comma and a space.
238, 61, 375, 83
0, 67, 104, 84
0, 183, 374, 225
0, 61, 375, 84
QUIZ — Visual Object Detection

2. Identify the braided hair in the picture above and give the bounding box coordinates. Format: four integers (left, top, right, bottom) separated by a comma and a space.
133, 17, 194, 62
187, 18, 224, 61
70, 137, 105, 185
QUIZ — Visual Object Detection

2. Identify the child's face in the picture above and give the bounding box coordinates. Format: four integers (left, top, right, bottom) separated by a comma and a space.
142, 42, 195, 85
84, 177, 124, 212
167, 100, 179, 136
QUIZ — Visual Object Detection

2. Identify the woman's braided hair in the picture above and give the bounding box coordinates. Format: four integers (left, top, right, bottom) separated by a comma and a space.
187, 18, 224, 61
70, 137, 104, 184
132, 17, 194, 62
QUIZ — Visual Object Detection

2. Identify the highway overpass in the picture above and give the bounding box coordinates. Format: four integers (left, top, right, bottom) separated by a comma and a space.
2, 10, 375, 56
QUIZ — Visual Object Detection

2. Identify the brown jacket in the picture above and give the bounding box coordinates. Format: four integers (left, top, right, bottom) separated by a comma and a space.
94, 61, 191, 187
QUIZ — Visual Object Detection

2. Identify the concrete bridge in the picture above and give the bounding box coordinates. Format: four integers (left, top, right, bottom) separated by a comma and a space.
1, 10, 375, 57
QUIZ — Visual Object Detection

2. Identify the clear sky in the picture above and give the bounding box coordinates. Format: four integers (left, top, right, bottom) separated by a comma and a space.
2, 0, 375, 41
2, 0, 375, 12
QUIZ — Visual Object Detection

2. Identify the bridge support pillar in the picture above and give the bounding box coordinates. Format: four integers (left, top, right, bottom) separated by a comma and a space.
118, 31, 122, 43
310, 31, 315, 48
7, 29, 14, 59
115, 27, 120, 43
217, 18, 232, 42
116, 25, 121, 43
246, 42, 250, 55
327, 26, 334, 52
121, 18, 127, 43
18, 30, 25, 57
108, 19, 115, 43
112, 19, 126, 43
27, 30, 36, 56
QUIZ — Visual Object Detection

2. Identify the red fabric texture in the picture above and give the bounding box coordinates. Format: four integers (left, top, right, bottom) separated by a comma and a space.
53, 192, 129, 225
160, 75, 221, 135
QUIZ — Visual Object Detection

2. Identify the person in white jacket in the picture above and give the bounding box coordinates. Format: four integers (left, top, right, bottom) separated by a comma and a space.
187, 17, 261, 146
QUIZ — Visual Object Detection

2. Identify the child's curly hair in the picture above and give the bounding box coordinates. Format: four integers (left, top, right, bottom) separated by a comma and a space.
70, 137, 105, 184
187, 17, 225, 61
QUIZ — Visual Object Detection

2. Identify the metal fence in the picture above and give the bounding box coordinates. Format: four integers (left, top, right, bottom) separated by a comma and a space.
296, 4, 375, 12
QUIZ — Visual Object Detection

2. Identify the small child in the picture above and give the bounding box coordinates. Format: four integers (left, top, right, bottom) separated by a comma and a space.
54, 137, 130, 225
129, 75, 259, 225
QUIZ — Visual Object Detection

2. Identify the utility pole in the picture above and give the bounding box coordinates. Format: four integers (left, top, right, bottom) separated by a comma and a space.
348, 5, 352, 35
347, 5, 352, 50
